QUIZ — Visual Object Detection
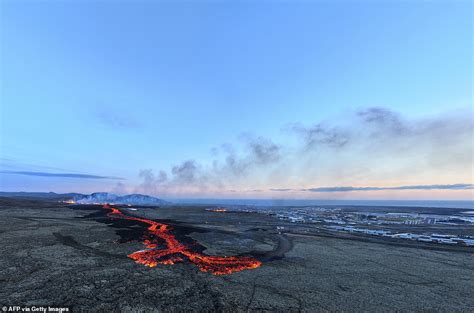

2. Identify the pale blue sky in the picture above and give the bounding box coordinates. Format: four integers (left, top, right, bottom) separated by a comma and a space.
1, 1, 472, 199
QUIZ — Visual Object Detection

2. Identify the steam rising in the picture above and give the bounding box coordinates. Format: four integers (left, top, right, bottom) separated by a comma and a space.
133, 107, 473, 196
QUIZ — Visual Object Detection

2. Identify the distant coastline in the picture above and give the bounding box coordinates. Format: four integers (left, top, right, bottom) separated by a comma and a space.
1, 191, 472, 209
172, 198, 474, 209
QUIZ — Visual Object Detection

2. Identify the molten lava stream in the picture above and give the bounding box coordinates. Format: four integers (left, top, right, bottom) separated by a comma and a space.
103, 204, 261, 275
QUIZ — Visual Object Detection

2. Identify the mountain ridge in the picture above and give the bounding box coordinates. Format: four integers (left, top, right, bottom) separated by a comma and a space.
0, 191, 169, 205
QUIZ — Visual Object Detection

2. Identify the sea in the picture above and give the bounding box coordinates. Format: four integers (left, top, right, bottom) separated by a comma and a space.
172, 199, 474, 209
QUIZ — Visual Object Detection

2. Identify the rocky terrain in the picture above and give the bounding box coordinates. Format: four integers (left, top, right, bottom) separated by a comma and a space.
0, 197, 473, 312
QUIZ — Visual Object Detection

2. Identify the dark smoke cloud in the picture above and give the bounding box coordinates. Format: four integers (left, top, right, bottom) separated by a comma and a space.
136, 136, 281, 194
1, 170, 123, 180
356, 107, 412, 139
358, 107, 404, 129
290, 123, 350, 149
111, 182, 128, 194
171, 160, 199, 183
248, 137, 281, 163
218, 137, 281, 176
135, 107, 473, 195
138, 169, 167, 194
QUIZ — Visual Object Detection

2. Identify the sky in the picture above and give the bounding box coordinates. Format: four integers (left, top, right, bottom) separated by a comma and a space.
1, 0, 473, 200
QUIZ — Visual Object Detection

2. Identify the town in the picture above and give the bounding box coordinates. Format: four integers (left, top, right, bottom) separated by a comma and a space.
227, 205, 474, 247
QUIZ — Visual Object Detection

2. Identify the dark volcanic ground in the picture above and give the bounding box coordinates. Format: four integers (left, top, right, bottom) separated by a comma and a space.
0, 197, 473, 312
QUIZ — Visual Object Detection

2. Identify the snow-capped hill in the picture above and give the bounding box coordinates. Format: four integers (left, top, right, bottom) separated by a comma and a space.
115, 194, 169, 205
81, 192, 118, 203
75, 193, 169, 205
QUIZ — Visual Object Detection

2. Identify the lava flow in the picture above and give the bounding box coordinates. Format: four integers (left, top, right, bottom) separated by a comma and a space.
103, 204, 262, 275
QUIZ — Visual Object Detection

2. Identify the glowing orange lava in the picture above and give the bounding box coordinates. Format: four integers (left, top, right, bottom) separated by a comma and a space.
104, 204, 261, 275
209, 208, 227, 212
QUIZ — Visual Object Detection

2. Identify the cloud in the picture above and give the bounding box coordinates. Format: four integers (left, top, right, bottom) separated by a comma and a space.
133, 107, 473, 196
0, 158, 84, 173
136, 163, 209, 194
303, 184, 474, 192
270, 188, 293, 192
289, 123, 350, 149
1, 171, 123, 180
357, 107, 406, 132
135, 136, 282, 194
248, 137, 281, 164
217, 137, 281, 177
111, 182, 128, 194
138, 169, 167, 194
171, 160, 199, 183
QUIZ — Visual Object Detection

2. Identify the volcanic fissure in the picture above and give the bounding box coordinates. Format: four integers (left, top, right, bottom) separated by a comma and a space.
103, 204, 262, 275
